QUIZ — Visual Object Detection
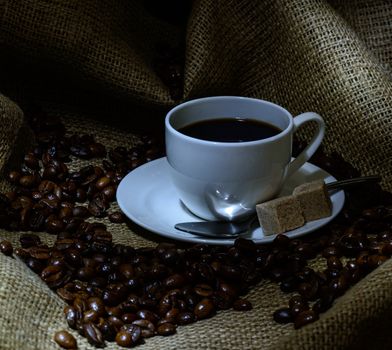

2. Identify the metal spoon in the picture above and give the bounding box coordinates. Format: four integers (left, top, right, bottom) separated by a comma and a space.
174, 175, 381, 238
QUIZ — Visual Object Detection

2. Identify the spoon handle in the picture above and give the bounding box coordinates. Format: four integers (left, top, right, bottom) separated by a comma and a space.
326, 175, 381, 190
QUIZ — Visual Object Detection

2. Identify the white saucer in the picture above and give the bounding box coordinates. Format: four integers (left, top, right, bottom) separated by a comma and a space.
117, 157, 345, 246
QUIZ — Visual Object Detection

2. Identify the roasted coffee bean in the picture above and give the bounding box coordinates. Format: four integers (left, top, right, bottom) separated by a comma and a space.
157, 322, 176, 336
148, 263, 169, 280
28, 246, 50, 260
46, 218, 65, 234
312, 294, 334, 314
294, 310, 319, 329
136, 309, 159, 323
96, 176, 111, 191
79, 165, 95, 179
19, 175, 37, 188
102, 284, 128, 306
57, 287, 76, 303
108, 316, 124, 331
116, 324, 141, 347
288, 295, 309, 310
54, 330, 77, 349
380, 241, 392, 256
194, 298, 215, 319
218, 281, 238, 299
97, 318, 116, 341
73, 206, 90, 218
14, 247, 29, 260
92, 230, 112, 245
76, 266, 96, 281
106, 306, 122, 318
38, 180, 56, 194
8, 170, 21, 184
0, 240, 13, 256
234, 238, 257, 254
75, 188, 87, 202
41, 265, 66, 288
339, 234, 367, 256
16, 196, 33, 209
87, 297, 106, 317
70, 145, 92, 159
295, 243, 316, 259
26, 257, 45, 273
324, 268, 340, 279
31, 191, 43, 201
162, 308, 179, 323
177, 311, 195, 325
132, 319, 155, 338
83, 309, 100, 323
322, 246, 340, 258
90, 277, 107, 289
64, 306, 79, 330
108, 211, 125, 223
101, 186, 116, 201
55, 238, 75, 251
194, 283, 214, 297
59, 207, 73, 220
88, 193, 109, 217
356, 251, 369, 268
164, 273, 187, 289
20, 233, 41, 248
328, 275, 348, 297
295, 267, 314, 283
28, 209, 46, 230
290, 302, 310, 318
273, 308, 293, 324
280, 276, 298, 293
24, 153, 39, 169
367, 254, 388, 269
73, 296, 87, 311
83, 322, 105, 347
298, 279, 319, 301
122, 313, 138, 324
272, 233, 291, 248
42, 166, 57, 179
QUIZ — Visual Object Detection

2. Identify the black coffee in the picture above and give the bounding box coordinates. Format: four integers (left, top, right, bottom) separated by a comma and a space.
178, 118, 282, 142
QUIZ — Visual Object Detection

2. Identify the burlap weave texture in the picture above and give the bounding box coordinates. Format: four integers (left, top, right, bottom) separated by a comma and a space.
1, 0, 392, 349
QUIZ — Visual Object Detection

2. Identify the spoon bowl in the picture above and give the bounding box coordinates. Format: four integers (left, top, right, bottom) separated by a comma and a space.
175, 216, 257, 238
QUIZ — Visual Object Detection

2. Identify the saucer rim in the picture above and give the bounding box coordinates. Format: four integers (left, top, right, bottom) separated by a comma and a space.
117, 157, 345, 245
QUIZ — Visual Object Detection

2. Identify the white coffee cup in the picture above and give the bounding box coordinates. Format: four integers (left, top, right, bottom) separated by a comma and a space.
165, 96, 325, 221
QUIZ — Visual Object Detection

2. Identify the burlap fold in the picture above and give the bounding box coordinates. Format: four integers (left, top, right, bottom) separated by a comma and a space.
1, 0, 392, 349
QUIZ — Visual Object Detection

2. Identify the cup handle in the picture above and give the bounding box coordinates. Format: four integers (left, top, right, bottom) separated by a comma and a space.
286, 112, 325, 179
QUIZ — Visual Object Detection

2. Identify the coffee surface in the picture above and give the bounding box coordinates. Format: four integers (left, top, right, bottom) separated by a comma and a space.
178, 118, 282, 142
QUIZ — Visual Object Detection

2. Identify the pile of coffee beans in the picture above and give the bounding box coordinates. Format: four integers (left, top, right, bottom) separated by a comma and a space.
1, 107, 392, 349
0, 107, 163, 233
3, 233, 259, 348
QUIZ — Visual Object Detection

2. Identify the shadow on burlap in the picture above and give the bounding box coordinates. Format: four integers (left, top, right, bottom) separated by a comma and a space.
1, 0, 392, 349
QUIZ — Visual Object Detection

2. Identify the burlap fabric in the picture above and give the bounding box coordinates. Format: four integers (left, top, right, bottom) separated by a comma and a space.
1, 0, 392, 349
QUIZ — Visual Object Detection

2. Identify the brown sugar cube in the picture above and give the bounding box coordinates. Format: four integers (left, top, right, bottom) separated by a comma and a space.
293, 180, 332, 221
256, 195, 305, 236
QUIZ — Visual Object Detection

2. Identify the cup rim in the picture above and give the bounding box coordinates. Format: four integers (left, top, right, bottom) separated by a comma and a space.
165, 96, 293, 147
